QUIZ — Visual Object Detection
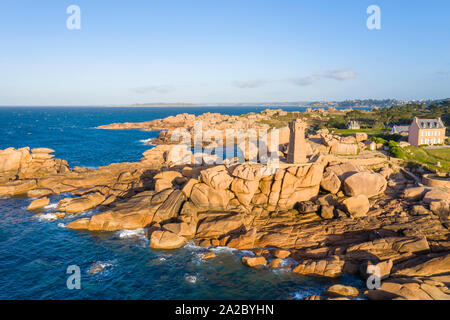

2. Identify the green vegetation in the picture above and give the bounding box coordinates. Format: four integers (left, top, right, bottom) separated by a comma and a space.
332, 128, 386, 136
403, 146, 450, 172
346, 99, 450, 130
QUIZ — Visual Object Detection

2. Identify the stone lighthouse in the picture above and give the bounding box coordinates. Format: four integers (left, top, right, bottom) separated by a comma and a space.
287, 116, 307, 164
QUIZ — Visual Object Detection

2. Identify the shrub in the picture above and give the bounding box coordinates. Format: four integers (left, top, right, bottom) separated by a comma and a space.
370, 137, 387, 145
390, 146, 406, 159
388, 140, 400, 148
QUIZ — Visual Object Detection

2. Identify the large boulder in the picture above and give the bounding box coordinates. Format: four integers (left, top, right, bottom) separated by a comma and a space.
367, 277, 450, 300
343, 194, 370, 217
242, 256, 267, 267
324, 284, 359, 297
200, 165, 233, 190
320, 171, 341, 194
190, 183, 233, 210
68, 191, 157, 231
343, 172, 387, 198
231, 178, 259, 206
152, 190, 185, 223
423, 189, 450, 204
293, 256, 344, 278
150, 230, 186, 249
0, 147, 25, 173
28, 197, 50, 210
231, 164, 264, 181
392, 253, 450, 278
345, 237, 430, 262
57, 192, 106, 213
403, 187, 431, 201
326, 163, 367, 182
355, 133, 368, 142
0, 179, 37, 197
196, 213, 245, 238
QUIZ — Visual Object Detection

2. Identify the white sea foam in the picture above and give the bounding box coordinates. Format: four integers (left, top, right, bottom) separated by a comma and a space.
117, 228, 146, 240
37, 213, 57, 221
57, 223, 66, 228
139, 138, 155, 146
44, 203, 58, 210
183, 241, 204, 251
210, 246, 237, 253
280, 257, 298, 267
291, 288, 322, 300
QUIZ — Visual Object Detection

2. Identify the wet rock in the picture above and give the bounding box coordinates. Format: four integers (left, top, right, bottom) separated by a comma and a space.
268, 258, 282, 268
150, 230, 187, 249
57, 192, 106, 213
324, 284, 359, 297
27, 197, 50, 210
202, 251, 216, 260
242, 256, 267, 267
273, 249, 291, 258
0, 179, 37, 197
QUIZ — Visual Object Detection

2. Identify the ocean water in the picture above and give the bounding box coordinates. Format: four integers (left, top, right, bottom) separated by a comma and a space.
0, 107, 363, 299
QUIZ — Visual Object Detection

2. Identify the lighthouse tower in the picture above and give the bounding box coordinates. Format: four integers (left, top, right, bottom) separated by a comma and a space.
287, 116, 307, 164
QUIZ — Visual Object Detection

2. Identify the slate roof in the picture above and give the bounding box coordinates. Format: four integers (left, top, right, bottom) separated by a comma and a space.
391, 125, 410, 133
417, 118, 445, 129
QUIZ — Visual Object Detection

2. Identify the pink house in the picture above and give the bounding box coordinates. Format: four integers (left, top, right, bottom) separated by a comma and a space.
408, 117, 446, 146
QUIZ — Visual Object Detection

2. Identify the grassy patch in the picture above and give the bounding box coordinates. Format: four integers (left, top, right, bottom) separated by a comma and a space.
331, 128, 387, 136
403, 146, 450, 172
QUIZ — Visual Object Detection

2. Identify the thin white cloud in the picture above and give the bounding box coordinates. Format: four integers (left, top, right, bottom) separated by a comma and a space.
289, 69, 357, 86
289, 74, 322, 86
324, 69, 358, 81
232, 79, 270, 89
131, 85, 174, 94
436, 71, 449, 77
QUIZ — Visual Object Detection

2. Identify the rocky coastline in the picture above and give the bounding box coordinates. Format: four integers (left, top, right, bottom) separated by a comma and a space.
0, 110, 449, 300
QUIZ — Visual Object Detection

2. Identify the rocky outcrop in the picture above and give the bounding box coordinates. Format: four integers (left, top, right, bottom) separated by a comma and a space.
293, 256, 344, 278
2, 139, 449, 300
343, 172, 387, 198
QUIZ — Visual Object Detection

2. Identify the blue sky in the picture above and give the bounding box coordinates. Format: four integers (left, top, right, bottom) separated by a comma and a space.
0, 0, 449, 105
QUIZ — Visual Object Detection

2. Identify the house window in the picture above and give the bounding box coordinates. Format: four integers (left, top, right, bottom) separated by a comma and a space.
438, 138, 440, 143
421, 139, 424, 144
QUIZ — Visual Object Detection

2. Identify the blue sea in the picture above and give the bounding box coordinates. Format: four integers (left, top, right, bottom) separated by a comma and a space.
0, 106, 363, 299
